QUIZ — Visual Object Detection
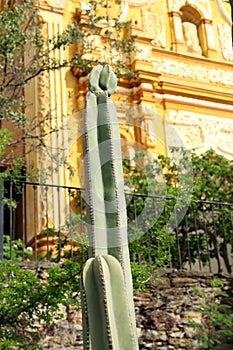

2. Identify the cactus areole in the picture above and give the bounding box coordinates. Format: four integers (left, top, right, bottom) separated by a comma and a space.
81, 65, 139, 350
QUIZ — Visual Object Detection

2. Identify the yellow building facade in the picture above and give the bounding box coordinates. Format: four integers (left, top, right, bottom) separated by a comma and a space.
32, 0, 233, 179
24, 0, 233, 248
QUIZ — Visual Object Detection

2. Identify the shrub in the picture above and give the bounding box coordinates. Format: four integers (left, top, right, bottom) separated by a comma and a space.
0, 260, 82, 349
189, 279, 233, 349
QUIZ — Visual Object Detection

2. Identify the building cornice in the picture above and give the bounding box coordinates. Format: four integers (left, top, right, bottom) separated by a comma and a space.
154, 93, 233, 113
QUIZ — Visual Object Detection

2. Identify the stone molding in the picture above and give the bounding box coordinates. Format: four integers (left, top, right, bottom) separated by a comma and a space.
152, 57, 233, 86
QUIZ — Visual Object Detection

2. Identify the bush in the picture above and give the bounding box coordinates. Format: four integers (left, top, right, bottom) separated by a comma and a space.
3, 235, 33, 261
0, 260, 82, 349
189, 279, 233, 349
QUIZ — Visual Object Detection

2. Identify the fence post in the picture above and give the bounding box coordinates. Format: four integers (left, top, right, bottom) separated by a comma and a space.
0, 177, 4, 260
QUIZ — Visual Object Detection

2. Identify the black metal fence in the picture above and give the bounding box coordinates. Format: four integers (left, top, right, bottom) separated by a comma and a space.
0, 180, 233, 274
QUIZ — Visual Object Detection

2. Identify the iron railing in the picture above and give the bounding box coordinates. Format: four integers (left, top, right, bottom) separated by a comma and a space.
0, 180, 233, 274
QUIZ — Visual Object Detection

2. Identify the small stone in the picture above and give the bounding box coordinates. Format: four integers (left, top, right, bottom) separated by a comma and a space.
172, 277, 199, 286
181, 310, 202, 320
168, 331, 184, 338
184, 326, 198, 338
146, 299, 165, 309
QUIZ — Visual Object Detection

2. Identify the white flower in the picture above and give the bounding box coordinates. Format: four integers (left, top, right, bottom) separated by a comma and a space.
26, 246, 33, 251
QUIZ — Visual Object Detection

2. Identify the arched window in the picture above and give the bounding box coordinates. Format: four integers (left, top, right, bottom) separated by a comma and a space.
180, 6, 203, 56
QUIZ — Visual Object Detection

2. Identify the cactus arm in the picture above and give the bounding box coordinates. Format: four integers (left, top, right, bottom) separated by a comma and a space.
96, 92, 137, 338
83, 64, 126, 260
81, 257, 110, 350
99, 64, 118, 96
82, 91, 98, 257
96, 72, 137, 343
81, 255, 137, 350
88, 64, 105, 93
97, 92, 125, 261
80, 258, 92, 350
83, 67, 108, 256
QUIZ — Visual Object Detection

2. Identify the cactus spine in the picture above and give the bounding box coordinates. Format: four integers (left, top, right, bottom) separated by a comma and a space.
81, 65, 139, 350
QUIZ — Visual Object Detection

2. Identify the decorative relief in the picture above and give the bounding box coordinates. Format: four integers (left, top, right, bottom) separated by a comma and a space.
168, 0, 210, 18
168, 0, 183, 11
166, 110, 233, 158
47, 0, 66, 7
134, 43, 152, 61
214, 0, 232, 26
141, 119, 155, 144
142, 10, 166, 48
166, 123, 204, 149
173, 14, 183, 42
205, 22, 215, 50
118, 0, 129, 21
127, 0, 154, 7
37, 20, 69, 231
152, 57, 233, 86
218, 131, 233, 157
38, 0, 66, 9
37, 69, 54, 230
218, 23, 233, 61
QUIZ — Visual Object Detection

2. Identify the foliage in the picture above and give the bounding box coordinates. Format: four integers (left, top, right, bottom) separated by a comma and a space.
40, 190, 89, 262
43, 147, 233, 278
189, 279, 233, 349
72, 0, 136, 78
0, 260, 82, 350
130, 261, 155, 290
3, 235, 33, 261
0, 0, 82, 123
0, 129, 12, 159
41, 223, 88, 263
10, 147, 231, 277
123, 148, 233, 273
173, 149, 233, 273
0, 0, 136, 178
123, 148, 192, 270
189, 149, 233, 203
0, 0, 75, 174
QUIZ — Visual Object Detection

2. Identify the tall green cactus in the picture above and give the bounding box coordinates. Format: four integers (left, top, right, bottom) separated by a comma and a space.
81, 65, 139, 350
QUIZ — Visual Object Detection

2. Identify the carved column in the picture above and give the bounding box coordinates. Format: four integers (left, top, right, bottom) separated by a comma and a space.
25, 14, 71, 254
129, 72, 165, 156
199, 19, 219, 59
169, 11, 184, 52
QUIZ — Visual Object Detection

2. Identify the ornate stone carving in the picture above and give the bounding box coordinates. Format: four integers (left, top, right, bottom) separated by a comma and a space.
168, 0, 211, 18
119, 0, 129, 21
142, 10, 166, 48
166, 110, 233, 158
35, 19, 70, 233
218, 23, 233, 61
172, 12, 184, 42
140, 119, 155, 144
127, 0, 154, 7
152, 57, 233, 86
168, 0, 183, 11
135, 43, 152, 61
214, 0, 232, 26
204, 20, 215, 50
38, 0, 66, 9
